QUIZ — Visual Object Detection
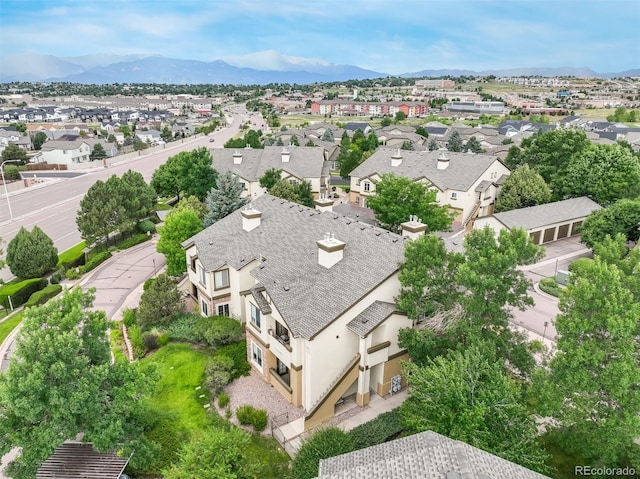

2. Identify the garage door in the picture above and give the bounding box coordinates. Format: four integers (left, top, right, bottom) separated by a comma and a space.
543, 227, 556, 243
571, 221, 582, 236
529, 231, 541, 244
557, 224, 570, 239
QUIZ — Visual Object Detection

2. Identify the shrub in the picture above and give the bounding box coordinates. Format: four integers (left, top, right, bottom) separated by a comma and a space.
49, 271, 62, 284
205, 355, 235, 395
568, 257, 593, 275
539, 277, 561, 297
225, 407, 232, 419
217, 392, 230, 409
348, 408, 403, 449
342, 186, 350, 193
57, 241, 87, 269
292, 427, 354, 479
137, 219, 157, 234
128, 324, 146, 359
215, 340, 250, 379
157, 333, 170, 347
81, 251, 112, 273
24, 284, 62, 308
65, 268, 81, 280
198, 315, 243, 347
529, 339, 546, 354
164, 313, 202, 342
144, 333, 159, 351
235, 405, 255, 426
252, 409, 268, 432
122, 308, 137, 328
0, 278, 47, 309
143, 277, 156, 291
116, 233, 150, 251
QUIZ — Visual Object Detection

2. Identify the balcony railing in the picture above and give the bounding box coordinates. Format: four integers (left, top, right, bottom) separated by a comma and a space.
268, 329, 292, 352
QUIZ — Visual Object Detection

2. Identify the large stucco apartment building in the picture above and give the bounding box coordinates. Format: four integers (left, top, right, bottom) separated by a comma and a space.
182, 194, 432, 429
209, 145, 331, 200
349, 148, 511, 227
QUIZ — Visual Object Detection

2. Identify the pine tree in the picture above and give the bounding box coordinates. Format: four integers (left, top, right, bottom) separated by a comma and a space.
203, 171, 250, 227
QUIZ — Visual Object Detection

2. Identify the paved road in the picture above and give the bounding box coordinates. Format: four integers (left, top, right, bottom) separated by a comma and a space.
510, 236, 591, 345
0, 108, 248, 282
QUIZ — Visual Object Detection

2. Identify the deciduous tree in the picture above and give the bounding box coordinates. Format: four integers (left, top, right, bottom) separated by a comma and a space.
580, 198, 640, 248
534, 259, 640, 468
559, 143, 640, 205
90, 142, 107, 160
401, 346, 549, 474
32, 131, 47, 150
259, 167, 282, 190
5, 226, 58, 279
157, 208, 203, 276
366, 173, 452, 233
0, 288, 157, 479
495, 164, 552, 212
203, 171, 250, 227
174, 195, 208, 221
1, 143, 28, 165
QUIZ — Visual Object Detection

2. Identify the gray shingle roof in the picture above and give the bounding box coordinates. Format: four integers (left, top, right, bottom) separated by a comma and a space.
317, 430, 551, 479
347, 301, 399, 337
492, 196, 602, 230
40, 139, 89, 150
185, 195, 407, 339
350, 148, 503, 192
210, 145, 326, 182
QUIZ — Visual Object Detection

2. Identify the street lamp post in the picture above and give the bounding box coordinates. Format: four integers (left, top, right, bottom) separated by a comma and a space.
542, 321, 549, 342
1, 159, 23, 221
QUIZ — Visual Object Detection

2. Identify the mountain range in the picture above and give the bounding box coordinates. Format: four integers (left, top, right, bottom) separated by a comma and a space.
1, 52, 638, 85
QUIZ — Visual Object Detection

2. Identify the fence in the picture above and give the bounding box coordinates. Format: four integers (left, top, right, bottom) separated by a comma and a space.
271, 411, 289, 448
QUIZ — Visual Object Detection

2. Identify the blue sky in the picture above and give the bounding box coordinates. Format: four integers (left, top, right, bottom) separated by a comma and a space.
1, 0, 638, 74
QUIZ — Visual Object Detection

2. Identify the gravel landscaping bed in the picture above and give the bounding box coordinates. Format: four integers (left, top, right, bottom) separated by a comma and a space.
218, 369, 305, 435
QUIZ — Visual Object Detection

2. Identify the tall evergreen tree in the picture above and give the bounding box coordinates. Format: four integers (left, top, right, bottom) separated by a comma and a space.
203, 171, 250, 227
446, 131, 463, 152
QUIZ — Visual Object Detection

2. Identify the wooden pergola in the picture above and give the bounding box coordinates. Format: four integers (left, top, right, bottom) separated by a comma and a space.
36, 442, 130, 479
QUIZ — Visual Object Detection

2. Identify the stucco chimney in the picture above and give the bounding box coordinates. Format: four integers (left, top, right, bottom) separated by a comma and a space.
437, 152, 450, 170
241, 204, 262, 232
391, 149, 402, 167
317, 233, 345, 268
400, 215, 428, 240
314, 193, 334, 212
233, 150, 242, 164
281, 147, 290, 162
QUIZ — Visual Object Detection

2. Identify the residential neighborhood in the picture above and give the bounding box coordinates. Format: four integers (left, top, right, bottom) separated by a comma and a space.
1, 2, 639, 478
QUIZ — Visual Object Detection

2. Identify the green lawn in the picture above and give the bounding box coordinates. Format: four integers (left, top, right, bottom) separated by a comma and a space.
0, 310, 25, 345
139, 342, 291, 478
144, 342, 211, 432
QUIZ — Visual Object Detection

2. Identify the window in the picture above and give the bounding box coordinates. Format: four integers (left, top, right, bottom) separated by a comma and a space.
363, 182, 370, 192
250, 303, 261, 329
355, 196, 360, 203
288, 179, 298, 185
450, 192, 457, 200
277, 358, 289, 376
214, 269, 229, 289
275, 321, 289, 343
198, 265, 207, 285
200, 299, 209, 317
217, 303, 230, 316
240, 182, 246, 190
190, 256, 197, 272
251, 341, 262, 367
